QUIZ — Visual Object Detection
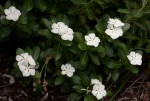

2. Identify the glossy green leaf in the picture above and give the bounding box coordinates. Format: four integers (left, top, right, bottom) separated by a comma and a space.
37, 0, 47, 12
33, 46, 40, 60
53, 43, 63, 61
89, 53, 100, 66
72, 85, 83, 93
122, 23, 130, 32
117, 8, 130, 14
80, 52, 88, 66
84, 5, 95, 20
112, 69, 119, 81
41, 18, 52, 30
74, 32, 84, 43
23, 0, 33, 11
78, 43, 88, 50
56, 14, 69, 25
38, 29, 54, 39
95, 0, 105, 5
16, 48, 24, 55
146, 44, 150, 53
68, 93, 82, 101
84, 94, 95, 101
55, 76, 64, 85
71, 75, 81, 84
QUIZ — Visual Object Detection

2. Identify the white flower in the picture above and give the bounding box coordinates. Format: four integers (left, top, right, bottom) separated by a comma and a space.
85, 33, 100, 47
105, 18, 124, 39
51, 22, 68, 35
91, 79, 107, 100
108, 18, 124, 27
127, 51, 142, 65
61, 63, 75, 77
91, 79, 102, 85
4, 6, 21, 21
92, 84, 107, 100
16, 53, 36, 77
61, 27, 74, 41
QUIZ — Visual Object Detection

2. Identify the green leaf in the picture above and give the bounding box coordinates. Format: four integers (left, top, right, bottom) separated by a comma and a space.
80, 52, 88, 66
127, 65, 139, 74
55, 76, 64, 85
16, 24, 31, 33
69, 44, 81, 54
146, 20, 150, 33
53, 43, 63, 61
117, 8, 130, 14
71, 0, 86, 5
84, 5, 95, 20
78, 72, 90, 86
33, 46, 40, 60
142, 0, 148, 8
95, 23, 105, 34
92, 46, 105, 53
71, 75, 81, 84
95, 0, 105, 5
38, 29, 54, 39
122, 23, 130, 32
36, 0, 47, 12
113, 40, 128, 53
74, 32, 84, 43
112, 69, 119, 81
0, 27, 11, 38
78, 43, 88, 50
41, 18, 52, 30
68, 93, 82, 101
0, 5, 4, 14
56, 14, 69, 25
33, 71, 41, 80
16, 48, 24, 55
68, 6, 81, 15
56, 37, 72, 46
5, 0, 11, 8
132, 9, 144, 18
146, 44, 150, 53
72, 85, 83, 93
23, 0, 33, 11
89, 53, 100, 66
104, 42, 114, 57
18, 15, 28, 24
11, 66, 22, 77
133, 21, 146, 30
105, 59, 123, 69
84, 94, 95, 101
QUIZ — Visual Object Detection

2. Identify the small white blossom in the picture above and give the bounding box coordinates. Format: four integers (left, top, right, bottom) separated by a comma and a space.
61, 27, 74, 41
91, 79, 107, 100
91, 79, 102, 85
16, 53, 36, 77
61, 63, 75, 77
85, 33, 100, 47
108, 18, 124, 27
127, 51, 142, 65
4, 6, 21, 21
105, 18, 124, 39
51, 22, 68, 35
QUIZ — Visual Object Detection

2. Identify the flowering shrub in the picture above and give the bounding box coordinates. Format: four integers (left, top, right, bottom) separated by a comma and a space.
0, 0, 150, 100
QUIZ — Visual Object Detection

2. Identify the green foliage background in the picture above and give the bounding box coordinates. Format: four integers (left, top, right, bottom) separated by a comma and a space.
0, 0, 150, 100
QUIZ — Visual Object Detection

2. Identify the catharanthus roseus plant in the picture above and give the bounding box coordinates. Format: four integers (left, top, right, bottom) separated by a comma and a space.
0, 0, 150, 101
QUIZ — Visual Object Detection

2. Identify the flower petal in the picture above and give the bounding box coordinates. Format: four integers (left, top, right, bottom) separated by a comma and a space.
28, 69, 35, 76
22, 69, 30, 77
